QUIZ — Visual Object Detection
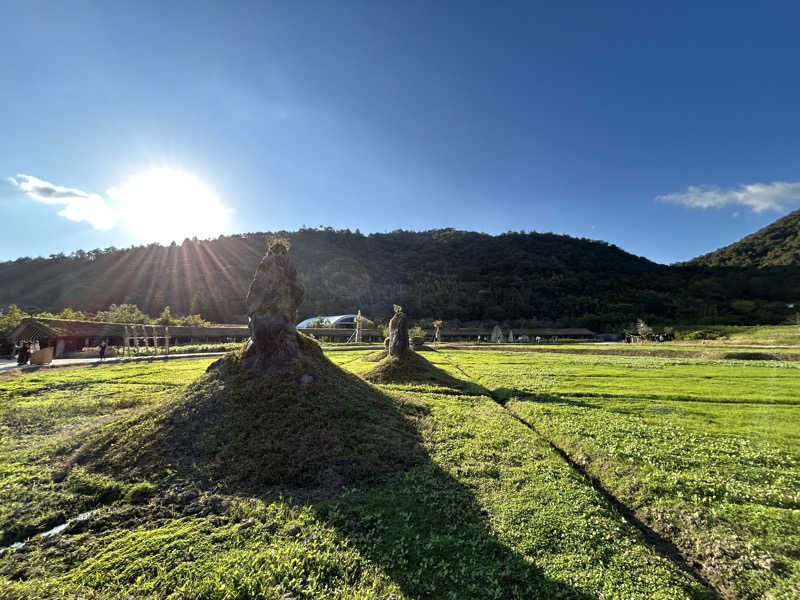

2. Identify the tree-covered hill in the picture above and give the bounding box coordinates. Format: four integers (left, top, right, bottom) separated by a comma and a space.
1, 228, 798, 330
687, 208, 800, 268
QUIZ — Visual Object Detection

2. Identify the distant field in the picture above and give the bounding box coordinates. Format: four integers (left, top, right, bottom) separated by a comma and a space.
435, 341, 800, 361
1, 348, 797, 599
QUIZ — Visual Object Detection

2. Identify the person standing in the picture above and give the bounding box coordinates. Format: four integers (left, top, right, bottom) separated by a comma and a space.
17, 343, 29, 365
99, 341, 107, 361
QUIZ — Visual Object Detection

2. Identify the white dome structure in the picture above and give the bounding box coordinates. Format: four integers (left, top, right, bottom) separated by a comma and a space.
296, 314, 360, 329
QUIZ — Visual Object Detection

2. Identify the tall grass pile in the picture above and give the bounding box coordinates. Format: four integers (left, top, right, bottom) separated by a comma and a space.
76, 334, 424, 496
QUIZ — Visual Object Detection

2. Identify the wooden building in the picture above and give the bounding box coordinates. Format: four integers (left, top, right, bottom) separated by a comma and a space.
10, 318, 249, 358
9, 317, 596, 358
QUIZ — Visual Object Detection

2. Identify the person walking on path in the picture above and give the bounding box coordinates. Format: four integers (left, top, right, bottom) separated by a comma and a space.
99, 341, 107, 361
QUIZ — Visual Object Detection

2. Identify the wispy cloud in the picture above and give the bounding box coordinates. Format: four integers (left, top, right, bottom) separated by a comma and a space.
8, 170, 232, 244
656, 181, 800, 213
9, 174, 118, 229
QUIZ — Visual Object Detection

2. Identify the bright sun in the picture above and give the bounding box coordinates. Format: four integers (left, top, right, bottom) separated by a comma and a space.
108, 168, 230, 244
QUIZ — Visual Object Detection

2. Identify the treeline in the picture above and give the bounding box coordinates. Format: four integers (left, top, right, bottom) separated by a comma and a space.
1, 228, 799, 332
0, 303, 209, 336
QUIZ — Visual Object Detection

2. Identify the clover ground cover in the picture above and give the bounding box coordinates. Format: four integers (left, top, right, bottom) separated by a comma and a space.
433, 349, 800, 599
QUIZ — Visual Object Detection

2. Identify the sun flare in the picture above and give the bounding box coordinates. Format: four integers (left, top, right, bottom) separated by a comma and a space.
109, 168, 230, 244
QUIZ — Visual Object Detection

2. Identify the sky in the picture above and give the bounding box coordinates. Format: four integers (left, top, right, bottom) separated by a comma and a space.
1, 1, 800, 264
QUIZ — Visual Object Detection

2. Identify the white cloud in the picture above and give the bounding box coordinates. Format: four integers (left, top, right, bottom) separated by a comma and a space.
8, 170, 232, 244
9, 174, 118, 229
656, 181, 800, 214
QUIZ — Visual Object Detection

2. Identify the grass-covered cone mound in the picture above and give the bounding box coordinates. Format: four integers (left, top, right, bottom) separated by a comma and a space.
362, 350, 467, 389
79, 334, 425, 495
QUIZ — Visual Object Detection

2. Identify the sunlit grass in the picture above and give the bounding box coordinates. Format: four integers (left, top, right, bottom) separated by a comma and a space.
426, 349, 800, 599
0, 352, 713, 599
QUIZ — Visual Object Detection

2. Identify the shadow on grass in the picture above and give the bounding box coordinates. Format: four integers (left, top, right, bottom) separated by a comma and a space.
492, 389, 601, 409
506, 388, 800, 406
134, 349, 595, 597
305, 356, 596, 599
53, 344, 589, 598
403, 353, 718, 598
316, 460, 595, 600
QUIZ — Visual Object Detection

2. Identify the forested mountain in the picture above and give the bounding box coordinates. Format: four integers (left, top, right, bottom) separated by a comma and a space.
1, 228, 798, 331
688, 209, 800, 268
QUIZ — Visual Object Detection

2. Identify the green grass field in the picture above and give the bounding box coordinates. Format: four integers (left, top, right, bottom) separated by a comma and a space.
398, 349, 800, 599
1, 347, 798, 599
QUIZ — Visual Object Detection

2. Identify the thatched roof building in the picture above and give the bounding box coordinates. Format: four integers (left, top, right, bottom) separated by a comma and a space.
10, 318, 249, 357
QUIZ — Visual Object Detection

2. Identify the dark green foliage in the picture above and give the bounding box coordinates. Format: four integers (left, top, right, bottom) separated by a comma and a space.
80, 335, 425, 496
123, 481, 157, 504
0, 304, 29, 335
1, 226, 799, 329
688, 208, 800, 267
156, 306, 172, 325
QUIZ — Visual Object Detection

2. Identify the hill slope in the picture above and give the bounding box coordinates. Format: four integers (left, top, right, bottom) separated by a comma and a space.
1, 227, 798, 328
688, 209, 800, 268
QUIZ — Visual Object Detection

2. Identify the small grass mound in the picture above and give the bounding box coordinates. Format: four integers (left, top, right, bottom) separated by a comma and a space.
361, 350, 467, 389
76, 334, 425, 497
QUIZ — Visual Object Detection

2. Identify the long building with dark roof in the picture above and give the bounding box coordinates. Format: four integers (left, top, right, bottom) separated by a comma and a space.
10, 318, 249, 357
9, 317, 596, 357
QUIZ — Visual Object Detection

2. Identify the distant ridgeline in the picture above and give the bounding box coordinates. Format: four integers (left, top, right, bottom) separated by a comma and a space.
687, 208, 800, 268
1, 227, 799, 330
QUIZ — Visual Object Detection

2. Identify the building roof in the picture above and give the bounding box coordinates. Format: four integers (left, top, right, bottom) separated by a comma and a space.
10, 317, 249, 340
296, 314, 360, 328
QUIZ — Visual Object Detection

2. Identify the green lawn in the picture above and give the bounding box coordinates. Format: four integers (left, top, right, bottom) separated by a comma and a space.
419, 349, 800, 600
1, 349, 797, 599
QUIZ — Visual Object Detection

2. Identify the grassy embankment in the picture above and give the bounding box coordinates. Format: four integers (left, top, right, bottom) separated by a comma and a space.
675, 325, 800, 346
410, 349, 800, 600
1, 354, 711, 599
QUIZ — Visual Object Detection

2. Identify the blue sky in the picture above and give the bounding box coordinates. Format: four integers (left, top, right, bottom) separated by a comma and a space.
1, 1, 799, 264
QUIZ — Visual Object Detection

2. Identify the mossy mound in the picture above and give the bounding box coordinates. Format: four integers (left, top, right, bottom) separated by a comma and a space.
78, 334, 425, 496
362, 350, 388, 362
361, 350, 466, 389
